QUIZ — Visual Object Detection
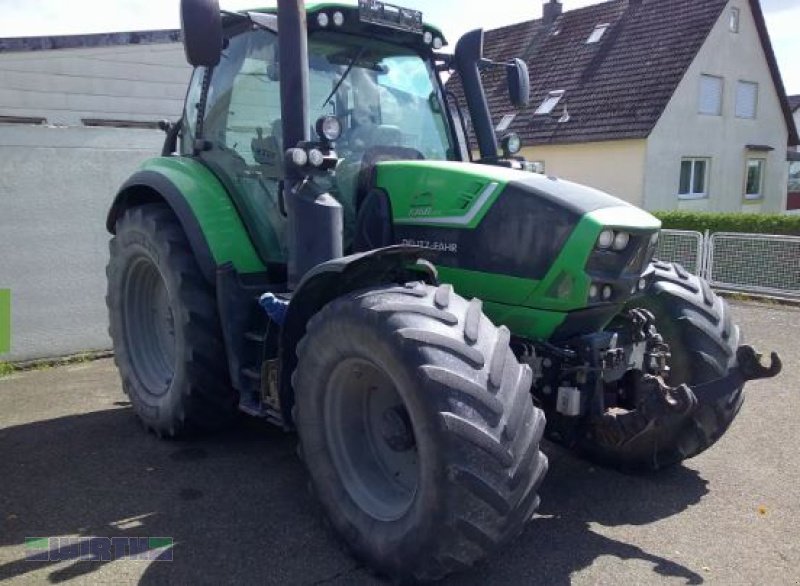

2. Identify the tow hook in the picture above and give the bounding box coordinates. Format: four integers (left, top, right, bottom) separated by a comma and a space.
592, 345, 781, 449
643, 344, 782, 414
737, 345, 782, 381
637, 375, 698, 418
593, 376, 698, 448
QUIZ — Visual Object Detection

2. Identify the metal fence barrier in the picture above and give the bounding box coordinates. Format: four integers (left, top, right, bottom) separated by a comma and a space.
656, 229, 800, 300
656, 230, 704, 275
705, 233, 800, 299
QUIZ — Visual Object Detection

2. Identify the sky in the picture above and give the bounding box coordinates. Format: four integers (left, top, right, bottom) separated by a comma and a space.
0, 0, 798, 94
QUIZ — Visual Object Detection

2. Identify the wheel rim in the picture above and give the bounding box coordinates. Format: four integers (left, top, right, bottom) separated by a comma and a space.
122, 256, 176, 397
324, 358, 419, 521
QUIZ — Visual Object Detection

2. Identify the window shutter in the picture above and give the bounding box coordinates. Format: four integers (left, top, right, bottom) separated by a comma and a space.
735, 81, 758, 119
699, 75, 723, 115
679, 161, 692, 195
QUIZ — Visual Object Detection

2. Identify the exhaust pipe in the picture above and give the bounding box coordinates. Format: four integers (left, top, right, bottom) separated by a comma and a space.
277, 0, 343, 289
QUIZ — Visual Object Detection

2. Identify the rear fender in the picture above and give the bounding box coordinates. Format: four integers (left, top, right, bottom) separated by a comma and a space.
107, 157, 265, 284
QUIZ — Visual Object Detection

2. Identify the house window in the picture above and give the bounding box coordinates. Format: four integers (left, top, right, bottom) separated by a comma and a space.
730, 7, 740, 32
535, 90, 565, 115
679, 158, 710, 199
698, 75, 723, 115
586, 23, 609, 44
735, 81, 758, 119
744, 159, 765, 199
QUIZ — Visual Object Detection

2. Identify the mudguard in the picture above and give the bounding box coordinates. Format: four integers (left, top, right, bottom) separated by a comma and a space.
279, 245, 437, 424
106, 157, 265, 283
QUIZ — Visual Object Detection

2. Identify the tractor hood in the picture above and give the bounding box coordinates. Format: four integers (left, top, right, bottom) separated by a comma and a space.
375, 160, 659, 233
373, 159, 660, 306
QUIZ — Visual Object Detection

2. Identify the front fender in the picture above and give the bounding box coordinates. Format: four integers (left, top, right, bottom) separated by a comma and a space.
107, 157, 265, 283
279, 245, 437, 424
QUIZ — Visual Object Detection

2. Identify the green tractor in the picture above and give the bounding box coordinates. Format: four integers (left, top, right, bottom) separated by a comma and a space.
105, 0, 781, 580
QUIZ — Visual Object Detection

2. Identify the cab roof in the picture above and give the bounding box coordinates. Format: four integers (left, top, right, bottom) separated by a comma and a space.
247, 2, 447, 44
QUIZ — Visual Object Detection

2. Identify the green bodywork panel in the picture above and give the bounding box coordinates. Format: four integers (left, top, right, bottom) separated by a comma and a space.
377, 161, 521, 228
375, 160, 661, 339
138, 158, 266, 275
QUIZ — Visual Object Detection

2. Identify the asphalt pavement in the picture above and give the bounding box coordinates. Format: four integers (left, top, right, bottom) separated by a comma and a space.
1, 300, 798, 585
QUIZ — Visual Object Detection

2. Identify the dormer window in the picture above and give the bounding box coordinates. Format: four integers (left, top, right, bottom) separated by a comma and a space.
586, 23, 609, 44
535, 90, 565, 115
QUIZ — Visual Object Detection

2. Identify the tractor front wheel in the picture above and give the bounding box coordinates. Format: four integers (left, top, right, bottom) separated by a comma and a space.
579, 262, 743, 471
106, 203, 237, 437
293, 282, 548, 581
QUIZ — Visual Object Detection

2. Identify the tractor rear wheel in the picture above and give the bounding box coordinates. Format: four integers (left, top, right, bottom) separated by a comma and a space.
293, 282, 548, 581
106, 203, 237, 437
579, 262, 742, 471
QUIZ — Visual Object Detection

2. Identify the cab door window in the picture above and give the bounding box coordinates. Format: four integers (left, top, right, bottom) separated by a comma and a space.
201, 29, 287, 263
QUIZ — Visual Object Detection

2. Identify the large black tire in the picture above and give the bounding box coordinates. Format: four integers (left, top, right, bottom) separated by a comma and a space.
106, 203, 237, 437
293, 282, 548, 581
580, 262, 743, 471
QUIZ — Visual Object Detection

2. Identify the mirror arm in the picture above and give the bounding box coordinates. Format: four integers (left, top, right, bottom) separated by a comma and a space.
192, 66, 214, 155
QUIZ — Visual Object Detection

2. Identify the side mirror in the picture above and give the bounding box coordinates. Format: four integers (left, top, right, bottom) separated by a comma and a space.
180, 0, 223, 67
507, 58, 530, 108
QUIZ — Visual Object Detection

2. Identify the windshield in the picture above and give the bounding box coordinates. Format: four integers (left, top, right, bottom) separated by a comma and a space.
309, 32, 454, 160
194, 27, 456, 258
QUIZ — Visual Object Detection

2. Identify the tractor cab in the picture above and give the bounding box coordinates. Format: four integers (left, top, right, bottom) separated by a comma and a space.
178, 2, 527, 265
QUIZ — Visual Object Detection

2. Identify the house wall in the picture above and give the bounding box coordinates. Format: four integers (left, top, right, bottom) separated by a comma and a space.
0, 42, 190, 361
643, 0, 789, 213
520, 139, 648, 206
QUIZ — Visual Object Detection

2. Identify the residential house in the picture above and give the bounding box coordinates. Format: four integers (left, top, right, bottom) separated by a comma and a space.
788, 95, 800, 210
790, 95, 800, 147
451, 0, 799, 214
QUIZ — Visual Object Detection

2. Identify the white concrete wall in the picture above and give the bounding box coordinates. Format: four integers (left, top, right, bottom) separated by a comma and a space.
0, 42, 189, 125
0, 41, 191, 361
0, 125, 168, 361
643, 0, 789, 213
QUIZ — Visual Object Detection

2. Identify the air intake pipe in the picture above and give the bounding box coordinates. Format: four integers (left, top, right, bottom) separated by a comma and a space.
454, 29, 498, 160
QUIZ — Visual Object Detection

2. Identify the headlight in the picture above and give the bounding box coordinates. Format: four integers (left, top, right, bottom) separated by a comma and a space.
433, 37, 444, 50
308, 149, 325, 167
317, 13, 329, 27
423, 31, 433, 45
597, 230, 614, 249
316, 115, 342, 142
289, 148, 308, 167
613, 231, 630, 251
333, 11, 345, 26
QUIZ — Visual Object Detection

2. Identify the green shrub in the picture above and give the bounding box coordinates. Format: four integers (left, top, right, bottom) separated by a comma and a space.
653, 211, 800, 236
